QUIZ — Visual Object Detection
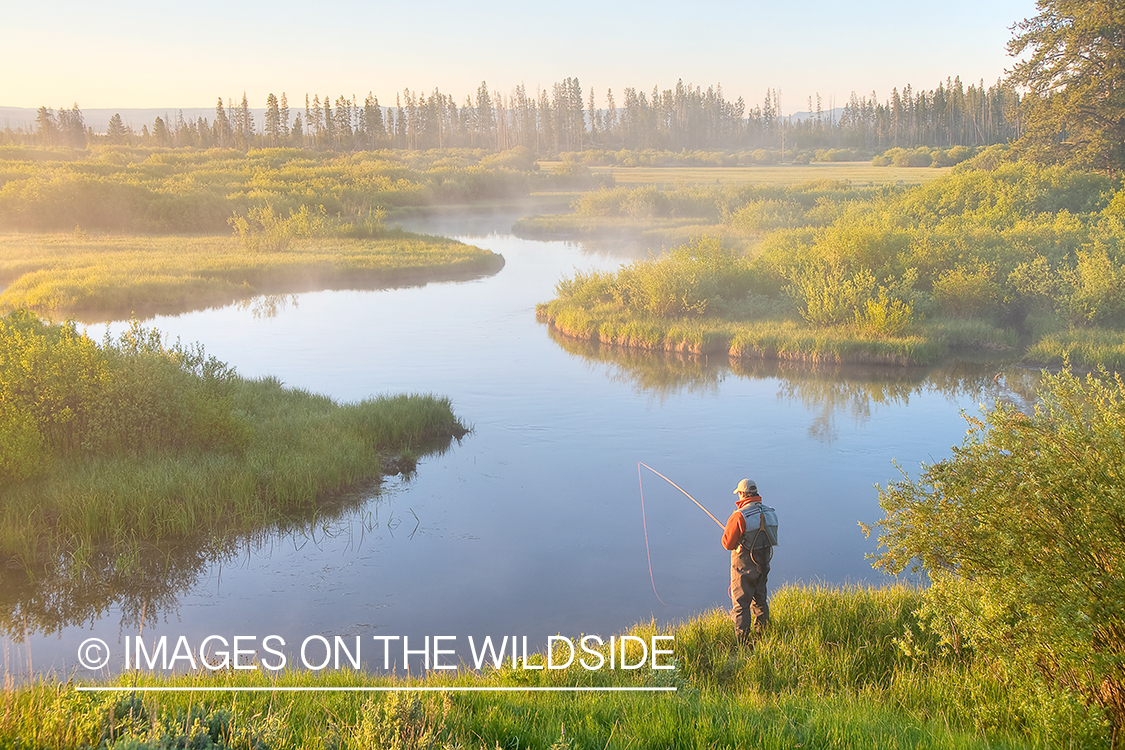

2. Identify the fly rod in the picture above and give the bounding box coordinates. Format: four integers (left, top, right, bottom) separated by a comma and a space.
638, 462, 723, 528
637, 462, 725, 606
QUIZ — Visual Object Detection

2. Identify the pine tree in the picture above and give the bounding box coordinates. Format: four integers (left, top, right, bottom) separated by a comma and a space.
237, 92, 254, 148
35, 106, 57, 146
279, 92, 290, 138
107, 113, 128, 144
363, 92, 384, 148
265, 93, 281, 145
214, 97, 232, 147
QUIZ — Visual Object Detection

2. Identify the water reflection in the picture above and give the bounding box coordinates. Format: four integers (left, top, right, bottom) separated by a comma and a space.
0, 434, 459, 639
237, 293, 299, 319
547, 328, 1044, 442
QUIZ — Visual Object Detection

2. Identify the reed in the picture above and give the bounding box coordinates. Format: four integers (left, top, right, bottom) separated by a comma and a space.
1, 585, 1106, 749
1024, 327, 1125, 370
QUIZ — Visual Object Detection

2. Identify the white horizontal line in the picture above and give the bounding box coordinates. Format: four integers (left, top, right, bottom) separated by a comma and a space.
77, 686, 676, 693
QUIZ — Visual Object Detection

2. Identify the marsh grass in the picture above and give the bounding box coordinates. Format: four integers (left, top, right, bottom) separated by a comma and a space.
0, 313, 468, 572
538, 301, 1013, 366
538, 161, 953, 186
1024, 327, 1125, 370
1, 586, 1106, 749
0, 380, 466, 572
0, 231, 503, 321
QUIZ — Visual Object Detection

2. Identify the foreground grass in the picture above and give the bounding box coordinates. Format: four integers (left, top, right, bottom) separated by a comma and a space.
0, 231, 503, 321
2, 586, 1107, 749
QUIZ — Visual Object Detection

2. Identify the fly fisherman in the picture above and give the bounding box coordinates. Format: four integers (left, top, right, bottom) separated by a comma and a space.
722, 478, 778, 643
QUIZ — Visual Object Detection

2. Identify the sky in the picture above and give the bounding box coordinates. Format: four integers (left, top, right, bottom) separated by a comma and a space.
2, 0, 1038, 114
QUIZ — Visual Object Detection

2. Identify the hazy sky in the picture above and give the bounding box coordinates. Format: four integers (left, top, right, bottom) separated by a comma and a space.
3, 0, 1038, 113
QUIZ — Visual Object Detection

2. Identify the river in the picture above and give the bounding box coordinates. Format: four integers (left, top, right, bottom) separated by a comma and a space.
2, 211, 1037, 680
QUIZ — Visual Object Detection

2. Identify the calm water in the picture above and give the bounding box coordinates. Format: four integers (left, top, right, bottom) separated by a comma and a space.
3, 213, 1036, 679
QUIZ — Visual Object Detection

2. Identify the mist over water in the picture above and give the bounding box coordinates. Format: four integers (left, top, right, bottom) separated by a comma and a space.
3, 212, 1036, 680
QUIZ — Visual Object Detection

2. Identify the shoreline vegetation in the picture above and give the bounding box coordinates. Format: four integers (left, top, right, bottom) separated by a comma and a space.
1, 586, 1108, 748
0, 146, 546, 320
535, 152, 1125, 369
0, 230, 504, 321
0, 312, 468, 578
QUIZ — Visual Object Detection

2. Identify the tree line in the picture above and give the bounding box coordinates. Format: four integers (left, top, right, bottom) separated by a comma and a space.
6, 76, 1023, 156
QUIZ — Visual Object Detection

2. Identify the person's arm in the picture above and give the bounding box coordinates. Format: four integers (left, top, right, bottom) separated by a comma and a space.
722, 511, 745, 550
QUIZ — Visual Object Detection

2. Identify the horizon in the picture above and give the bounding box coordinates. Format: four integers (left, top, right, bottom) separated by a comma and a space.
3, 0, 1036, 113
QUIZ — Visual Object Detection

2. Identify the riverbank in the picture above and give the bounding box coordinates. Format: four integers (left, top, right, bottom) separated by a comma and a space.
533, 161, 1125, 370
0, 231, 503, 321
537, 304, 1021, 366
0, 313, 469, 578
1, 586, 1104, 749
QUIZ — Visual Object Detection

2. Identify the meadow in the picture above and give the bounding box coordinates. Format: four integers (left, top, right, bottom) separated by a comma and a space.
537, 159, 953, 187
0, 231, 503, 320
1, 586, 1107, 749
0, 146, 543, 319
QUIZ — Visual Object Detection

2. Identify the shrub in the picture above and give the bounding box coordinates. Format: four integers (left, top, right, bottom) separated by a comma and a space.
228, 204, 328, 252
786, 262, 877, 327
0, 406, 46, 482
613, 238, 747, 317
932, 265, 1003, 320
854, 292, 914, 337
1060, 246, 1125, 326
870, 368, 1125, 739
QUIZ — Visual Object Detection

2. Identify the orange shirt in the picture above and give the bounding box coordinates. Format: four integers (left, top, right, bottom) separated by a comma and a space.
722, 495, 761, 550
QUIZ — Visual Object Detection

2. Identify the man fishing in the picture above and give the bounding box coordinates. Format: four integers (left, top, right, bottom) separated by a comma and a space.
722, 478, 778, 643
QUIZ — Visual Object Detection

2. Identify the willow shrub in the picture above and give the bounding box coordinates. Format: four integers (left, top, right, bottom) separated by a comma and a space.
228, 203, 329, 253
870, 368, 1125, 739
611, 237, 752, 318
0, 310, 249, 483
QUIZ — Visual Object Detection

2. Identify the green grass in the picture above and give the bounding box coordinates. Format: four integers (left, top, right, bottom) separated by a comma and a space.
537, 161, 953, 187
0, 231, 503, 321
537, 302, 1015, 366
0, 374, 468, 575
1, 585, 1108, 749
1024, 326, 1125, 370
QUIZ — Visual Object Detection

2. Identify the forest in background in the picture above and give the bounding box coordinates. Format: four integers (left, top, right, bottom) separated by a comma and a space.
4, 75, 1021, 157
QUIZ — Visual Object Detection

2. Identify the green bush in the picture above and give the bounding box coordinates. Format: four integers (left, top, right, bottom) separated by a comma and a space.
0, 406, 46, 482
871, 369, 1125, 739
1060, 246, 1125, 326
613, 237, 748, 317
0, 311, 250, 471
228, 203, 328, 252
786, 262, 876, 327
931, 265, 1003, 321
854, 292, 914, 337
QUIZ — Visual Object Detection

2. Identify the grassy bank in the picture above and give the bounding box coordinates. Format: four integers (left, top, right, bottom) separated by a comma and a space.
536, 161, 1125, 368
1, 585, 1107, 749
0, 231, 503, 321
0, 312, 468, 575
537, 303, 1013, 366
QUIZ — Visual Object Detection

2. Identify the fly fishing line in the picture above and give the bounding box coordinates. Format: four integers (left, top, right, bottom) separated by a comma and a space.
637, 462, 724, 605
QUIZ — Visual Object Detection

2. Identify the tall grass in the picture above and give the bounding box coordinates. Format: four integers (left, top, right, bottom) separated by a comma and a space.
1024, 327, 1125, 370
0, 314, 468, 574
0, 586, 1107, 748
